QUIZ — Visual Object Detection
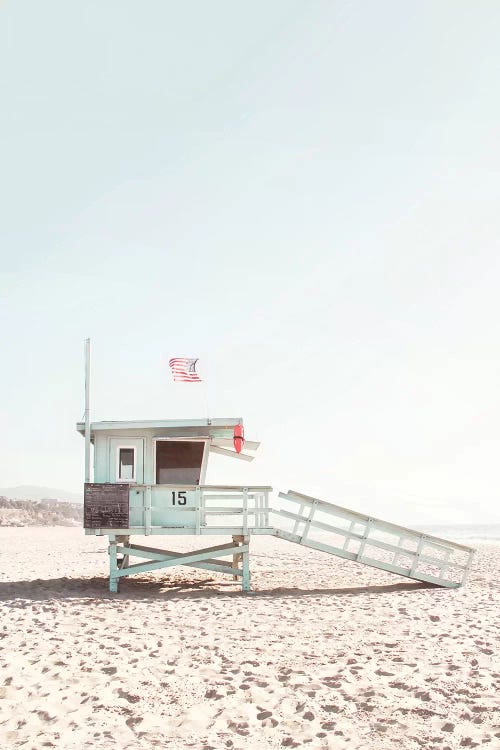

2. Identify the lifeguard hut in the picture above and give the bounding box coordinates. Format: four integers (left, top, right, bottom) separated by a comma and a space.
78, 341, 475, 593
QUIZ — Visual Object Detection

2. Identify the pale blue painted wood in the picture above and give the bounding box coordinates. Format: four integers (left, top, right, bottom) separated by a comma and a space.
108, 534, 119, 593
241, 536, 250, 592
80, 419, 475, 594
77, 418, 242, 434
93, 435, 108, 483
275, 491, 475, 589
100, 485, 475, 593
120, 543, 242, 576
92, 485, 271, 533
109, 541, 248, 584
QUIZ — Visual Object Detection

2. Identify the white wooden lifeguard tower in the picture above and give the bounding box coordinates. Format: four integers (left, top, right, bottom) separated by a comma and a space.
78, 341, 475, 593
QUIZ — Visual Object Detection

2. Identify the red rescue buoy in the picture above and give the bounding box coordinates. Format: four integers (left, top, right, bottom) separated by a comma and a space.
233, 423, 245, 454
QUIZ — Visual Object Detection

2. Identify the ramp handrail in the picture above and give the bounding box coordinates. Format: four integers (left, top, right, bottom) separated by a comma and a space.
280, 490, 475, 552
275, 490, 475, 588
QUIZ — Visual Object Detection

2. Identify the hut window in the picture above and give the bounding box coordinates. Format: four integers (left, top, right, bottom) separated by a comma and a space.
118, 447, 135, 481
156, 441, 204, 485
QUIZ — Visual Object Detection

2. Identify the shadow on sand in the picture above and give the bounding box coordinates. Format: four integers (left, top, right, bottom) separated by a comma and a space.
0, 576, 437, 603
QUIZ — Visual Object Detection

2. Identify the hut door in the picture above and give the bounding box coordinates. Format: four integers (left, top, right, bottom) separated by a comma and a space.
109, 438, 144, 483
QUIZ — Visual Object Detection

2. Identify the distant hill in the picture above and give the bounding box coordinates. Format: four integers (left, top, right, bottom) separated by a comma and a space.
0, 486, 82, 503
0, 497, 83, 527
0, 486, 83, 526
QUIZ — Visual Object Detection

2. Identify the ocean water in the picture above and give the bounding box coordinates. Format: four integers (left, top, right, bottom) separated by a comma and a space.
416, 524, 500, 543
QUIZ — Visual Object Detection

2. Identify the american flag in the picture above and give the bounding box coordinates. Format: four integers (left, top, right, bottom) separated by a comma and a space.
168, 357, 202, 382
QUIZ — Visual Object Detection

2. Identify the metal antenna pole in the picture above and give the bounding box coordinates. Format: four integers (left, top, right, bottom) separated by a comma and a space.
84, 338, 91, 483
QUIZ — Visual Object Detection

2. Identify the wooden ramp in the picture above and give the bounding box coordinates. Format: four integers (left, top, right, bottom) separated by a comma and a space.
273, 490, 475, 588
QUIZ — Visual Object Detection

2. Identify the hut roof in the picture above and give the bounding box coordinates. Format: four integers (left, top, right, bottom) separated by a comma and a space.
76, 418, 242, 436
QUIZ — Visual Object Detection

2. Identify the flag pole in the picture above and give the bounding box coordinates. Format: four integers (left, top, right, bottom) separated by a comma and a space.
84, 338, 91, 483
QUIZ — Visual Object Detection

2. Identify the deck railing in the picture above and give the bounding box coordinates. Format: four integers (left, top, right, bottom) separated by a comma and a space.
128, 484, 272, 533
200, 486, 270, 531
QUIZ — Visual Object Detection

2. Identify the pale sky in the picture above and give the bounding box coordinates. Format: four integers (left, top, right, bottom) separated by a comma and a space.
1, 1, 499, 525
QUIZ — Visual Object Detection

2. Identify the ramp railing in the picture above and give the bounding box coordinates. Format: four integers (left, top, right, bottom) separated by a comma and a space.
125, 484, 272, 533
274, 490, 475, 588
200, 486, 271, 531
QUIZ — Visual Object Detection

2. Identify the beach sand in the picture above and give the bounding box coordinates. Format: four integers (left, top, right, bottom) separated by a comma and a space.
0, 527, 498, 750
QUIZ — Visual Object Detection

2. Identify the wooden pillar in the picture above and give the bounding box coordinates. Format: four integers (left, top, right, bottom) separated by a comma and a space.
109, 534, 119, 593
118, 534, 130, 569
232, 534, 243, 581
242, 535, 250, 593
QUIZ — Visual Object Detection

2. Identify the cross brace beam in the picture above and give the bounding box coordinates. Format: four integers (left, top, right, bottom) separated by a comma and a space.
108, 536, 251, 593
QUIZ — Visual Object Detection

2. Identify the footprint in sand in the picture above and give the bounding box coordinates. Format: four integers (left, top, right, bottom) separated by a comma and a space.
116, 688, 140, 703
257, 710, 272, 721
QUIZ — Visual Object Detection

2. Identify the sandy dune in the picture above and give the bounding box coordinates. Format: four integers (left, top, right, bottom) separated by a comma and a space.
0, 527, 498, 749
